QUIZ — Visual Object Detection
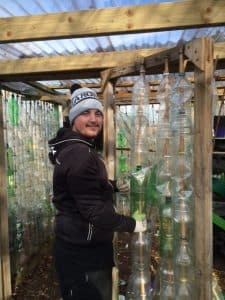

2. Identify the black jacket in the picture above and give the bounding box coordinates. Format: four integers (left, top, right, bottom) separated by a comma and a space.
48, 128, 135, 247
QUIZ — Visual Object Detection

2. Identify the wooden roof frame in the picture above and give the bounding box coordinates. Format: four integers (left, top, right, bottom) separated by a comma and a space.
0, 0, 224, 81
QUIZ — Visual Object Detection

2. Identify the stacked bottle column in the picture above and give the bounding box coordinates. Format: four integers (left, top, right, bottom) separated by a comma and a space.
115, 108, 131, 289
116, 108, 131, 217
126, 65, 152, 300
1, 90, 61, 282
154, 72, 175, 299
169, 72, 195, 299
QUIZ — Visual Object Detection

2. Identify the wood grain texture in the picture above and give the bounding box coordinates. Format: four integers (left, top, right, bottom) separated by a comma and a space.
0, 1, 225, 43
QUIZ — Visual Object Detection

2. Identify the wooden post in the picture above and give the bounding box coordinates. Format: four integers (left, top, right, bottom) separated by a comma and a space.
102, 78, 116, 181
0, 91, 12, 299
101, 76, 118, 300
187, 38, 214, 300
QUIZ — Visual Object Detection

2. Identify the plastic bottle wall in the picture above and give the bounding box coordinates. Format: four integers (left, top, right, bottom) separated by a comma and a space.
1, 90, 60, 282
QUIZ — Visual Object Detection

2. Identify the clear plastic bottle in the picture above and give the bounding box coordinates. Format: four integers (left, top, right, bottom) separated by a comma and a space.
160, 278, 174, 300
174, 238, 194, 299
130, 165, 149, 216
160, 196, 173, 239
131, 65, 150, 170
156, 155, 173, 207
131, 232, 151, 267
173, 196, 192, 241
160, 259, 175, 300
157, 72, 174, 128
126, 265, 152, 300
175, 280, 192, 300
169, 73, 193, 128
174, 239, 192, 280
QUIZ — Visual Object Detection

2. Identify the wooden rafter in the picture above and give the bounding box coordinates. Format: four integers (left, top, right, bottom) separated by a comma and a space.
24, 81, 63, 95
0, 48, 165, 81
0, 1, 225, 43
0, 43, 224, 81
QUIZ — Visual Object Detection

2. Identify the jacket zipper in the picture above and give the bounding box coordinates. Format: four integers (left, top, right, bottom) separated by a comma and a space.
87, 223, 93, 240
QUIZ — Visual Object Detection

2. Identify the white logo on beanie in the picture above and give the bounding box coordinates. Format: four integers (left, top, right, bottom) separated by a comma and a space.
72, 91, 98, 106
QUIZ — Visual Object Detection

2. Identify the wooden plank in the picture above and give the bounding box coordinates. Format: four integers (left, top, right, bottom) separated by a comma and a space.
0, 43, 224, 81
214, 41, 225, 60
0, 48, 165, 81
102, 79, 117, 300
106, 46, 180, 79
0, 91, 12, 299
40, 94, 69, 106
24, 81, 62, 95
0, 1, 225, 43
185, 38, 206, 70
193, 37, 213, 300
102, 81, 115, 178
100, 69, 112, 94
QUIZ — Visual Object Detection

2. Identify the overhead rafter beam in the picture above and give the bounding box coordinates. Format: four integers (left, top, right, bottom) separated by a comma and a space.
40, 94, 70, 106
0, 43, 225, 81
24, 81, 63, 95
0, 1, 225, 43
43, 78, 225, 90
0, 48, 166, 81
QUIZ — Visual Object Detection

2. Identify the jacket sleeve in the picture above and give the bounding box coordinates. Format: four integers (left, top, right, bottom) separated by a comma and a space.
64, 146, 135, 233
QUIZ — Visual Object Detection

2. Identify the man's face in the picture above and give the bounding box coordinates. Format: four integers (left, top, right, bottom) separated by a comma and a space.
72, 109, 103, 139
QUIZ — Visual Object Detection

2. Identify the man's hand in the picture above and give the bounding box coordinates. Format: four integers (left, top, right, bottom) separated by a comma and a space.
117, 179, 130, 194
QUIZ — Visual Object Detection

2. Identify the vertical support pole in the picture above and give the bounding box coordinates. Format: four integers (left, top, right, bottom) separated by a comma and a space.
102, 80, 118, 300
193, 38, 214, 300
0, 91, 12, 299
103, 81, 116, 179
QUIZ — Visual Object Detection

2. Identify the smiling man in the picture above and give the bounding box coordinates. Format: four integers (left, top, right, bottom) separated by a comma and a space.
48, 86, 146, 300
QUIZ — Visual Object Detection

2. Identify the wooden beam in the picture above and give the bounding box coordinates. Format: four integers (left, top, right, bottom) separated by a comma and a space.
100, 69, 112, 94
0, 1, 225, 43
43, 77, 225, 91
40, 94, 69, 106
0, 43, 225, 81
0, 48, 165, 81
0, 83, 69, 106
104, 45, 181, 79
101, 78, 117, 300
24, 81, 62, 95
0, 91, 12, 299
193, 37, 213, 300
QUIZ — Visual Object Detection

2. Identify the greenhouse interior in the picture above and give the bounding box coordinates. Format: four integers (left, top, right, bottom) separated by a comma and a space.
0, 0, 225, 299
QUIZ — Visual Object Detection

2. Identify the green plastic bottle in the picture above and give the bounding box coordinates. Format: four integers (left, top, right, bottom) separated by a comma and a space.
117, 130, 126, 148
8, 94, 19, 126
118, 152, 128, 174
130, 165, 147, 216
